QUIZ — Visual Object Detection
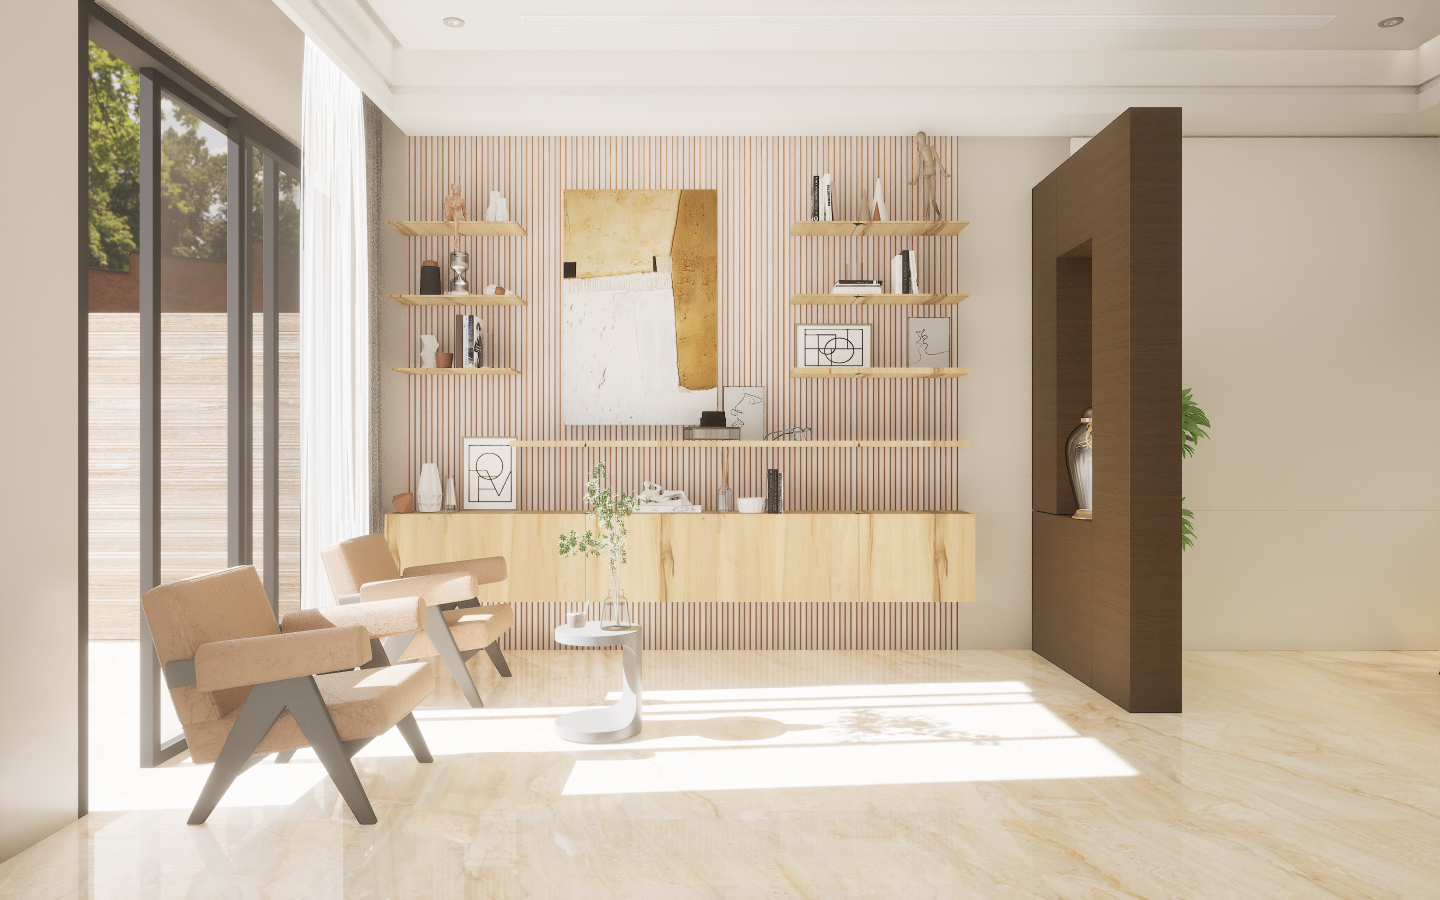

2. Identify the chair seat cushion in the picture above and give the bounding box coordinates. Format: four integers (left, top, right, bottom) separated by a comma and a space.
183, 662, 435, 764
398, 604, 514, 661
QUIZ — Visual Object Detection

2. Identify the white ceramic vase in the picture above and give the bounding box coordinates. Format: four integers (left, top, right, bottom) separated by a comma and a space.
416, 463, 443, 512
419, 334, 438, 369
443, 476, 458, 511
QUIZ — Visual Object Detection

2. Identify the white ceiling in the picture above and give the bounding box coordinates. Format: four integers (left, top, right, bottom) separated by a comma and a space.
271, 0, 1440, 136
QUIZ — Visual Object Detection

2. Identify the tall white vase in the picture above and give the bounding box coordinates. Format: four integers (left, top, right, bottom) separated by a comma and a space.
419, 334, 438, 369
417, 463, 443, 512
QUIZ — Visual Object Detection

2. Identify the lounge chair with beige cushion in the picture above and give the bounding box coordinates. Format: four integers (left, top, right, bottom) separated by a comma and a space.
322, 533, 514, 708
141, 565, 436, 825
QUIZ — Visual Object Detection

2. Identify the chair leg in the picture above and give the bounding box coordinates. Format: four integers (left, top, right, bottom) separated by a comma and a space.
395, 713, 433, 763
382, 631, 416, 662
284, 676, 378, 825
361, 638, 392, 670
274, 749, 296, 764
483, 640, 512, 677
188, 683, 287, 825
425, 614, 485, 708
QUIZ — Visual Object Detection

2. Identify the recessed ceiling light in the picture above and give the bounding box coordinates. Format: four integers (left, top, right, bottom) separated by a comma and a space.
443, 17, 465, 28
1378, 17, 1404, 28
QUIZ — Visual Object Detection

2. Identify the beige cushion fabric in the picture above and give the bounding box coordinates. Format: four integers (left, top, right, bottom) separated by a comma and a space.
141, 566, 283, 732
282, 596, 427, 639
321, 534, 402, 599
360, 572, 475, 606
398, 604, 515, 660
403, 556, 507, 586
184, 662, 435, 764
194, 626, 371, 692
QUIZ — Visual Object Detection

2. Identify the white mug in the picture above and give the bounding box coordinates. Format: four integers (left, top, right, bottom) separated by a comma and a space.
567, 611, 586, 629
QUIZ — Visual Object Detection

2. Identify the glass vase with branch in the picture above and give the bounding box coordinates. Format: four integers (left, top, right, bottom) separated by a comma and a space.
558, 463, 636, 629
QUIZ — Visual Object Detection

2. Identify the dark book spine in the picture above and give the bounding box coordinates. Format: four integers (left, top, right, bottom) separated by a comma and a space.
766, 468, 783, 513
901, 250, 912, 294
811, 176, 819, 220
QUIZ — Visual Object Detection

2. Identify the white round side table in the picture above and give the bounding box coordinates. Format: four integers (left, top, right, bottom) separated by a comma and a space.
552, 621, 642, 743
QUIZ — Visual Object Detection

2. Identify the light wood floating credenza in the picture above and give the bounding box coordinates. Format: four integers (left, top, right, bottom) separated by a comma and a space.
385, 511, 974, 605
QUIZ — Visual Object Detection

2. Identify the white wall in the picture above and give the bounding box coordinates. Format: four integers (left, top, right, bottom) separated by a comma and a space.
0, 3, 81, 863
1183, 137, 1440, 650
101, 0, 303, 144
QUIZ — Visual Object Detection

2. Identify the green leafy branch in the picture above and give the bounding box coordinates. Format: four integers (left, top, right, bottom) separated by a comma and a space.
557, 463, 635, 582
1181, 388, 1212, 550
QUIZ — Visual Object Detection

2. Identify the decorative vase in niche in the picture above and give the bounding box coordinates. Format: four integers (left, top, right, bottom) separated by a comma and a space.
416, 463, 443, 512
1065, 407, 1093, 520
419, 334, 438, 369
446, 250, 470, 295
443, 476, 458, 511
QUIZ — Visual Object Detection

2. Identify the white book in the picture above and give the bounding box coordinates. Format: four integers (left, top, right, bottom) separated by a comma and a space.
890, 254, 902, 294
821, 173, 833, 221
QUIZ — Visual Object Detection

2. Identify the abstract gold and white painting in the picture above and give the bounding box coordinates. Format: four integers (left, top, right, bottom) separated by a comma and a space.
562, 189, 718, 424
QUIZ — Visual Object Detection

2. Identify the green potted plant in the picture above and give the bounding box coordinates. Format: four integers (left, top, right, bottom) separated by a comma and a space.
1182, 388, 1211, 550
558, 462, 636, 627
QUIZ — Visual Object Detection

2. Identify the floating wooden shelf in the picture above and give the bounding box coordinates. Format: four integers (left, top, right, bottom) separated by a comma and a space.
792, 367, 969, 379
513, 440, 971, 448
387, 294, 527, 307
388, 221, 527, 237
392, 367, 521, 376
791, 293, 969, 306
790, 220, 969, 237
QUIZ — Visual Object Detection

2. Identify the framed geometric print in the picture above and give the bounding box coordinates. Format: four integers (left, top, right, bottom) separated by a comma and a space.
796, 324, 871, 369
462, 437, 516, 509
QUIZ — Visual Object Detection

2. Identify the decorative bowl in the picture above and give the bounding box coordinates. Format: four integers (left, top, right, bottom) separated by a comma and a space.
736, 497, 766, 513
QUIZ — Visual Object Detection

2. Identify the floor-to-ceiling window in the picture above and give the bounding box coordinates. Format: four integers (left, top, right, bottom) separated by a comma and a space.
84, 8, 301, 771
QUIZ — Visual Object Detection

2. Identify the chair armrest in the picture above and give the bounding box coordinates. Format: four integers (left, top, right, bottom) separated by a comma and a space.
360, 572, 475, 606
281, 596, 427, 639
403, 555, 507, 586
193, 626, 371, 692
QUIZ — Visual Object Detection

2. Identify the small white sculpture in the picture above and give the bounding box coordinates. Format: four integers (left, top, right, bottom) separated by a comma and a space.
485, 190, 509, 222
633, 481, 698, 512
416, 463, 443, 513
419, 334, 439, 369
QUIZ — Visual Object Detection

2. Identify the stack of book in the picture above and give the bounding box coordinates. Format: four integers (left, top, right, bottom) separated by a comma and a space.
890, 250, 919, 295
453, 314, 485, 367
810, 174, 834, 221
833, 279, 883, 295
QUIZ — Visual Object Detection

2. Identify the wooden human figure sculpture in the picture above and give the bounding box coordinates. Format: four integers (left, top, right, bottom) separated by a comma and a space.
907, 131, 950, 221
442, 182, 467, 240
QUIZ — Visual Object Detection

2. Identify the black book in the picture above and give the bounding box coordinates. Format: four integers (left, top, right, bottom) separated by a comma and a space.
811, 175, 819, 221
901, 250, 912, 294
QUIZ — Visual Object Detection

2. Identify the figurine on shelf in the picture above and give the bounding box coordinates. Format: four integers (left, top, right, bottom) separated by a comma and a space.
419, 334, 439, 369
908, 131, 950, 221
632, 481, 700, 513
482, 284, 508, 295
442, 182, 467, 240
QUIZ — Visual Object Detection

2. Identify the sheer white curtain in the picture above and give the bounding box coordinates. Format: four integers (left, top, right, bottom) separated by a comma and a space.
299, 39, 369, 608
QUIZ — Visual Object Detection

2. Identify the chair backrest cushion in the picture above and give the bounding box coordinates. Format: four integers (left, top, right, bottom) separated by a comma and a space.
322, 534, 403, 599
140, 565, 280, 729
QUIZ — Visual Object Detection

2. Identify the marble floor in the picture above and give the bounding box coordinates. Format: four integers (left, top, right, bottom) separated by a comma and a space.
1, 645, 1437, 899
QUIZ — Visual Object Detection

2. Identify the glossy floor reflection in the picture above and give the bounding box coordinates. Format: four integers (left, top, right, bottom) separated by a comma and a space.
2, 647, 1438, 898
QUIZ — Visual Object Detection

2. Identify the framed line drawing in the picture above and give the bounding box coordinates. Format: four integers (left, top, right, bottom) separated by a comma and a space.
796, 324, 871, 369
907, 316, 950, 367
462, 437, 517, 509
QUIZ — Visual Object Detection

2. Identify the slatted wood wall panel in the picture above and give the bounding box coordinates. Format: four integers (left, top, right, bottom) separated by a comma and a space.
501, 602, 975, 651
400, 138, 976, 649
402, 136, 971, 509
